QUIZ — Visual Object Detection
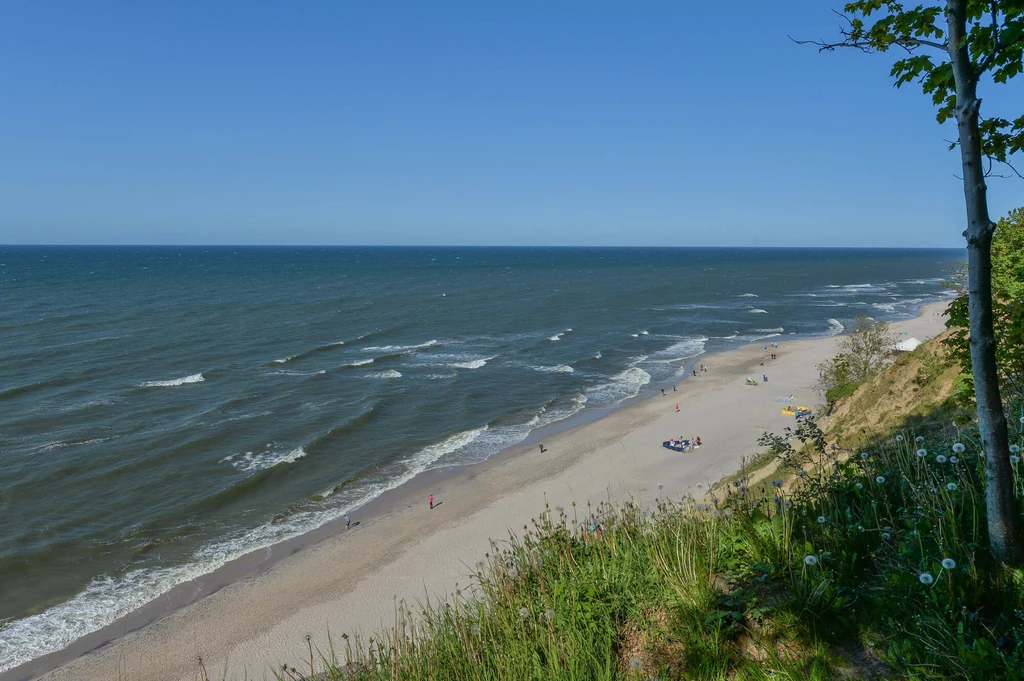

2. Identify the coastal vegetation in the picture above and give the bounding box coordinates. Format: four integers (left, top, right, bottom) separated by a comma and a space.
816, 315, 896, 410
798, 0, 1024, 563
249, 329, 1024, 680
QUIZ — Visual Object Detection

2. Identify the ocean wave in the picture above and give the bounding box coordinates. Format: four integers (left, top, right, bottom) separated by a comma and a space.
533, 364, 574, 373
872, 302, 896, 312
139, 373, 204, 387
450, 358, 490, 369
363, 340, 438, 353
748, 309, 768, 314
752, 327, 784, 333
584, 367, 651, 406
826, 318, 845, 336
548, 328, 572, 341
593, 351, 603, 359
221, 447, 307, 473
340, 358, 375, 368
269, 340, 347, 365
36, 437, 113, 453
647, 337, 707, 362
739, 293, 758, 297
366, 369, 402, 379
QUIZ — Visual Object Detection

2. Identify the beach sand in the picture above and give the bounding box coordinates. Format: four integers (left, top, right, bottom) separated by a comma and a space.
14, 302, 950, 681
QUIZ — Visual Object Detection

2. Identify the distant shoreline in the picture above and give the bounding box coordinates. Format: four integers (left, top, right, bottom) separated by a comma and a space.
8, 299, 951, 681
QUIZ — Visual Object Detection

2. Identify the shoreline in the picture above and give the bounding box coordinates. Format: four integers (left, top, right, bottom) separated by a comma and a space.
5, 301, 952, 681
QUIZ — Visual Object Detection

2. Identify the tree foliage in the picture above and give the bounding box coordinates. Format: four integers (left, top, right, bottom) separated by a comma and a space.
800, 1, 1024, 175
947, 207, 1024, 401
817, 315, 897, 405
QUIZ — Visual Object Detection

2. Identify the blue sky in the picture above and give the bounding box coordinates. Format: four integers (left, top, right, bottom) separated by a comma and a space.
1, 2, 1020, 247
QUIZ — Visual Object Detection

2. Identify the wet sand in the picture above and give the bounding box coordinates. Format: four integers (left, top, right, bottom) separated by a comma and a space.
11, 302, 950, 681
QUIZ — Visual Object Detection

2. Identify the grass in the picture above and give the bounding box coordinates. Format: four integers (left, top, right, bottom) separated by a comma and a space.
203, 336, 1024, 681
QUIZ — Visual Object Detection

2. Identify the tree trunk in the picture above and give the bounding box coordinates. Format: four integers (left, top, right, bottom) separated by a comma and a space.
947, 0, 1024, 564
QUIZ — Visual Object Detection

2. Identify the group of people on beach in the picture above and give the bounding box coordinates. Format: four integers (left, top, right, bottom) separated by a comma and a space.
665, 435, 701, 452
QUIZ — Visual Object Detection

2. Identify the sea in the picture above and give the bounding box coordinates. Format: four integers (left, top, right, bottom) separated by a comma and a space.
0, 246, 962, 671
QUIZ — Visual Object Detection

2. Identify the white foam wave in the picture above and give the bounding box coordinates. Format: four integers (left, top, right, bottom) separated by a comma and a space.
450, 358, 491, 370
367, 369, 402, 379
533, 364, 574, 373
748, 309, 768, 314
752, 327, 784, 333
342, 358, 375, 368
739, 293, 758, 297
647, 337, 707, 362
548, 331, 566, 341
872, 302, 896, 312
37, 437, 112, 453
584, 367, 651, 406
826, 318, 845, 336
363, 340, 438, 353
222, 447, 307, 473
140, 373, 204, 387
593, 351, 603, 359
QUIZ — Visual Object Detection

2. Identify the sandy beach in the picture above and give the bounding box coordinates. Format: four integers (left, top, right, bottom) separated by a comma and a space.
9, 302, 951, 681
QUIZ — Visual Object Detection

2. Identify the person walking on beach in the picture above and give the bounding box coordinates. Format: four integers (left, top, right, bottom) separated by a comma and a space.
429, 494, 434, 510
345, 514, 351, 529
661, 388, 665, 396
675, 403, 680, 412
539, 443, 545, 453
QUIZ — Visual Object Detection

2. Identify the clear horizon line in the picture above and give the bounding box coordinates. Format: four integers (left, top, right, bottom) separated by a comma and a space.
0, 243, 967, 250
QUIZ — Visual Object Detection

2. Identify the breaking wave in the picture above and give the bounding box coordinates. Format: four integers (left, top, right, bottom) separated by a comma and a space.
140, 373, 204, 387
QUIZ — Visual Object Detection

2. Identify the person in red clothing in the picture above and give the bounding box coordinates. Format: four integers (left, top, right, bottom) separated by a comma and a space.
429, 494, 434, 510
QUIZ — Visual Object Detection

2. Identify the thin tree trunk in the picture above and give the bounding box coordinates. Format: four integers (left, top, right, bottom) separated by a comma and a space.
947, 0, 1024, 564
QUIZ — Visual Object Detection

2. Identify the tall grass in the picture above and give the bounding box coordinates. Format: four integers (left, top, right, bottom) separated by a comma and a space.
248, 414, 1024, 681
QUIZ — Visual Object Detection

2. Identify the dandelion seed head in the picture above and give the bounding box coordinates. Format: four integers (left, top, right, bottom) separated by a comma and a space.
817, 515, 826, 524
861, 452, 869, 460
544, 609, 555, 622
771, 479, 784, 488
919, 573, 934, 585
876, 476, 886, 484
896, 435, 904, 442
784, 501, 793, 509
804, 555, 818, 566
1013, 445, 1022, 454
917, 449, 928, 458
942, 558, 957, 569
855, 482, 863, 489
947, 482, 958, 491
936, 455, 947, 463
950, 456, 959, 464
882, 532, 891, 540
952, 442, 966, 453
507, 567, 519, 579
915, 436, 925, 443
630, 657, 643, 670
518, 607, 529, 619
1012, 455, 1021, 465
